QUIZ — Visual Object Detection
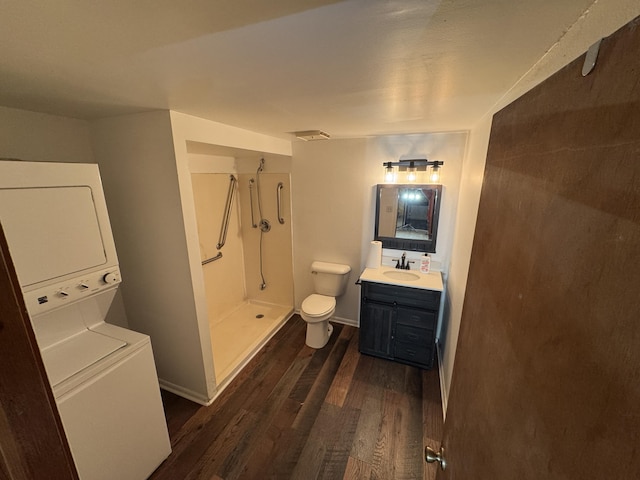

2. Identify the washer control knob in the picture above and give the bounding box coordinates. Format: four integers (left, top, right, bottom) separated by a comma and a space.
102, 272, 119, 284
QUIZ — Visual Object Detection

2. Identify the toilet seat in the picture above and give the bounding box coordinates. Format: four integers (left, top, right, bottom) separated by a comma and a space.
301, 294, 335, 317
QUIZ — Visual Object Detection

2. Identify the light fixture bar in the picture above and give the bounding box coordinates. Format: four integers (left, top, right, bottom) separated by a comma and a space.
382, 159, 444, 168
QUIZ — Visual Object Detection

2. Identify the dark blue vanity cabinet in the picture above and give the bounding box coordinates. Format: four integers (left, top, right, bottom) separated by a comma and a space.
359, 281, 440, 369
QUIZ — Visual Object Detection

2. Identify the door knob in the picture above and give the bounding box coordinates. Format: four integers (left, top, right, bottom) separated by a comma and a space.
425, 445, 447, 471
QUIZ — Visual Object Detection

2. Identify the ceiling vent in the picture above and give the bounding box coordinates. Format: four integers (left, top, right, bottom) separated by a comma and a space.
294, 130, 330, 141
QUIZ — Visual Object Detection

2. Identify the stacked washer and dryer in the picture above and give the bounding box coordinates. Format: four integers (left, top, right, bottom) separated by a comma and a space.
0, 160, 171, 480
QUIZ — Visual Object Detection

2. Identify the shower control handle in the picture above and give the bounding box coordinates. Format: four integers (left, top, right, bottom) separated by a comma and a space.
259, 219, 271, 233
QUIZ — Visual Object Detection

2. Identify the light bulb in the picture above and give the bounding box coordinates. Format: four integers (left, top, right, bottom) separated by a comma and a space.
384, 163, 396, 182
407, 161, 417, 182
429, 164, 441, 183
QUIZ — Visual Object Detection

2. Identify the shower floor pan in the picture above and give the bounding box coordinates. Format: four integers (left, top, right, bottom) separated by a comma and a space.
210, 300, 293, 385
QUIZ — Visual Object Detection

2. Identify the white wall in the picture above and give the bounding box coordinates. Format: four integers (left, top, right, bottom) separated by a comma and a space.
291, 132, 467, 325
441, 2, 640, 414
0, 106, 129, 328
291, 138, 368, 323
0, 106, 93, 163
90, 111, 215, 402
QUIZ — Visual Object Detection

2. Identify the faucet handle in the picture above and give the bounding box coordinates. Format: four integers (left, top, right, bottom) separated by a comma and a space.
406, 260, 416, 270
392, 258, 401, 269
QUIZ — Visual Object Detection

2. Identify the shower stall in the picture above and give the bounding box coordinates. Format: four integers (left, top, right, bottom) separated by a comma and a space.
190, 157, 294, 384
90, 111, 294, 405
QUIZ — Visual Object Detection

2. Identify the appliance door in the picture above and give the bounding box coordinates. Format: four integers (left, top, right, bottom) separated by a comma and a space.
0, 185, 108, 287
56, 344, 171, 480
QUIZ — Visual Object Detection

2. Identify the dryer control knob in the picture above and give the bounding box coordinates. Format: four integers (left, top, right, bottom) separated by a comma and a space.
102, 272, 118, 284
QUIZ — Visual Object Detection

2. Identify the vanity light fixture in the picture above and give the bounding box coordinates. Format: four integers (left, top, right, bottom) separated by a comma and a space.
382, 159, 444, 183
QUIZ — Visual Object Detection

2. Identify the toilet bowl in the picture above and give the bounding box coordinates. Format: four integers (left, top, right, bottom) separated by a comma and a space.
301, 294, 336, 348
300, 261, 351, 349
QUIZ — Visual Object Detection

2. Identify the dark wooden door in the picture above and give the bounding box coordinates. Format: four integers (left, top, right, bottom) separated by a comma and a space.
437, 16, 640, 479
0, 223, 78, 479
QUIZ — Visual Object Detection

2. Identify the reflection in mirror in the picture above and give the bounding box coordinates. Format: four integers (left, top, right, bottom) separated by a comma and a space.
374, 184, 442, 252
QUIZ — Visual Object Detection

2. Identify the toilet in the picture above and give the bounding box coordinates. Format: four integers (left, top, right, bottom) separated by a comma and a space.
301, 261, 351, 348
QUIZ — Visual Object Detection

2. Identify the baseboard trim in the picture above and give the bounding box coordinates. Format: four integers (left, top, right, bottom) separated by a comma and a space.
436, 342, 448, 420
293, 309, 359, 328
331, 315, 358, 327
159, 379, 214, 406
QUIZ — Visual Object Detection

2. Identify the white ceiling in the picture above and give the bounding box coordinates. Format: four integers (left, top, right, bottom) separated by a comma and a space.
1, 0, 597, 139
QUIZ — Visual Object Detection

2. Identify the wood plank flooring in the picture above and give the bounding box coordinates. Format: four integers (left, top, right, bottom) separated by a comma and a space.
150, 315, 443, 480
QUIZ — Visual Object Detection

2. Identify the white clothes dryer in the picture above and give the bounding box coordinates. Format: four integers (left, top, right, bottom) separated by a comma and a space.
0, 160, 171, 479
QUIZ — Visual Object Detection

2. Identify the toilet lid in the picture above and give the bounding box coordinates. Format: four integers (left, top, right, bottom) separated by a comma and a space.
302, 294, 335, 317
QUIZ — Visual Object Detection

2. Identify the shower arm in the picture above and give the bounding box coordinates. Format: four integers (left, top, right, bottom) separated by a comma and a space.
216, 174, 237, 250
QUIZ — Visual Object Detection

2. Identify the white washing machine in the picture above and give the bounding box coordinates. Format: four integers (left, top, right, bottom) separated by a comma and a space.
0, 160, 171, 479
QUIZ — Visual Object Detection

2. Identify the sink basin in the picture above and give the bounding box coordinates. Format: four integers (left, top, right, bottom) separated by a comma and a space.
383, 270, 420, 281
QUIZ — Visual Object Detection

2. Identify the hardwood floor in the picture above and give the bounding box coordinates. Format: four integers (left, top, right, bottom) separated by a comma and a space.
150, 315, 443, 480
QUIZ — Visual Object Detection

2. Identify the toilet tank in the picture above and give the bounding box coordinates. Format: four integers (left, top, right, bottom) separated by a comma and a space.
311, 261, 351, 296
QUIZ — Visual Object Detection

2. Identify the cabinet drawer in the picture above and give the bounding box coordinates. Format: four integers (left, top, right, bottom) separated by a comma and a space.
396, 307, 437, 329
394, 341, 434, 367
395, 324, 435, 344
362, 282, 441, 310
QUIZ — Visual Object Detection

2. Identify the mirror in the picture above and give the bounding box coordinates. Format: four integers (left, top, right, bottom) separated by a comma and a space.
374, 184, 442, 252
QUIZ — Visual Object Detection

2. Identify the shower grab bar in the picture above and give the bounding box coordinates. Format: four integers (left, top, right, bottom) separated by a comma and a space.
202, 252, 223, 265
216, 174, 237, 250
249, 178, 257, 228
277, 182, 285, 224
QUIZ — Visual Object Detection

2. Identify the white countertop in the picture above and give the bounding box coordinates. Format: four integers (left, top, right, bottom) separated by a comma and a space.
359, 266, 444, 291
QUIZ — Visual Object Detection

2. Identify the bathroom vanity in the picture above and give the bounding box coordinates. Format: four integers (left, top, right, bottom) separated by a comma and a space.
358, 267, 443, 370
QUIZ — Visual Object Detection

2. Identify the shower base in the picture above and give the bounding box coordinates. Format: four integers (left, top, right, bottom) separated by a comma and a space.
210, 300, 293, 385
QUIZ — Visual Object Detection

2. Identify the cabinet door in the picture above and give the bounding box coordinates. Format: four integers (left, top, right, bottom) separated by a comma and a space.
359, 301, 394, 359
